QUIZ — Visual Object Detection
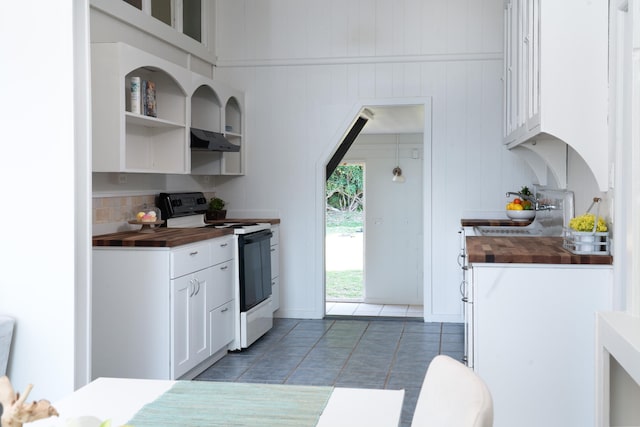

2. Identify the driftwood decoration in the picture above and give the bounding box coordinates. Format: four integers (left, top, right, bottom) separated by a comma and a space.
0, 376, 58, 427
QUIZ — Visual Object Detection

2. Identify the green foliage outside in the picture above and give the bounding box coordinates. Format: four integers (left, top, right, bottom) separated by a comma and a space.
326, 164, 364, 212
326, 165, 365, 301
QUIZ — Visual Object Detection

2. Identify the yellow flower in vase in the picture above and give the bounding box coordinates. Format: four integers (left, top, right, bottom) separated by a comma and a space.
568, 214, 608, 232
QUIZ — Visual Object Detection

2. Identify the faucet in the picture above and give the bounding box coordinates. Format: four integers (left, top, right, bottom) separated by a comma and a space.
505, 191, 557, 211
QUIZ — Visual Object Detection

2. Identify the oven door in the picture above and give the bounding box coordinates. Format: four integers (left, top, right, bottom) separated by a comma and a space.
238, 229, 273, 312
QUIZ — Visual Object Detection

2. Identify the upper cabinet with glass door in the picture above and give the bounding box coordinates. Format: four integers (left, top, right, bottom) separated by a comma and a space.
123, 0, 204, 43
503, 0, 609, 190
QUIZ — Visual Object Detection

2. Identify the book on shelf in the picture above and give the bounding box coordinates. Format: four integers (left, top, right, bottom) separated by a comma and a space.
143, 80, 157, 117
130, 77, 141, 115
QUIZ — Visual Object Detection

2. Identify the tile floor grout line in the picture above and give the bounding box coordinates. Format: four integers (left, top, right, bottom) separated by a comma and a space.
333, 320, 369, 386
383, 319, 406, 389
280, 318, 336, 385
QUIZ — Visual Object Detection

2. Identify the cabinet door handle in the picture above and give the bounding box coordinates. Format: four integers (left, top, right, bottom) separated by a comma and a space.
189, 251, 199, 256
220, 243, 228, 247
189, 279, 195, 297
220, 265, 228, 271
221, 307, 229, 313
195, 279, 201, 295
271, 248, 276, 252
459, 280, 467, 297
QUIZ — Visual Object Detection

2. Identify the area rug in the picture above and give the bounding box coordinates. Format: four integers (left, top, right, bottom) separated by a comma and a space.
127, 381, 334, 426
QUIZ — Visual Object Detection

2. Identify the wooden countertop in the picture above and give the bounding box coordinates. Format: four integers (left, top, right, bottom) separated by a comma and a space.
467, 236, 613, 265
93, 219, 280, 248
461, 218, 533, 227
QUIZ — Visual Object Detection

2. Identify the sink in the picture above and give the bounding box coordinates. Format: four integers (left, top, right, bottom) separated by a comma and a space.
473, 226, 544, 237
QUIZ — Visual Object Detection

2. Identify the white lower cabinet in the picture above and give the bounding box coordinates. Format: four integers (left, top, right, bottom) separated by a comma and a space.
171, 266, 212, 379
471, 263, 613, 427
270, 225, 280, 312
210, 300, 234, 354
206, 259, 235, 355
92, 235, 235, 381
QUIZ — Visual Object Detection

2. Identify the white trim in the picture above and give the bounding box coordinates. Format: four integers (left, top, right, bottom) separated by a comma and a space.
74, 0, 93, 390
216, 52, 503, 68
316, 98, 433, 321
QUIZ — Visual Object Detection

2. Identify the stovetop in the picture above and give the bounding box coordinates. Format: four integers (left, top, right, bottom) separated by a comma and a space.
158, 192, 272, 234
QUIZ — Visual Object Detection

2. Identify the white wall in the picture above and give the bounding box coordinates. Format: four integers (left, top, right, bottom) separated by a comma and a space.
344, 134, 424, 305
213, 0, 537, 321
0, 1, 90, 400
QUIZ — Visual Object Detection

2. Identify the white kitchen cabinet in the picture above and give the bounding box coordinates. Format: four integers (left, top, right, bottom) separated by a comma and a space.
92, 235, 235, 381
189, 75, 246, 176
502, 0, 609, 190
209, 300, 234, 355
91, 42, 191, 174
270, 225, 280, 312
91, 42, 245, 175
206, 259, 235, 355
171, 267, 209, 378
470, 263, 612, 427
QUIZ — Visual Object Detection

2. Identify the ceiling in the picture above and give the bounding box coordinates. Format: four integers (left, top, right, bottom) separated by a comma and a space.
359, 105, 425, 135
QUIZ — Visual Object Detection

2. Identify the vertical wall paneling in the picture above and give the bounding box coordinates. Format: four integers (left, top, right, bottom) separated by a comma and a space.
214, 0, 534, 321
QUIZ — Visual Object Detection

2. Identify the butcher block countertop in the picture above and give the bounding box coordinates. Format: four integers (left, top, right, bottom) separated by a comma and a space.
461, 218, 533, 227
466, 236, 613, 265
93, 219, 280, 248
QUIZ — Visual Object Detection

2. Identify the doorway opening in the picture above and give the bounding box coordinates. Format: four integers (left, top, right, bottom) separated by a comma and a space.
325, 162, 365, 303
323, 103, 427, 319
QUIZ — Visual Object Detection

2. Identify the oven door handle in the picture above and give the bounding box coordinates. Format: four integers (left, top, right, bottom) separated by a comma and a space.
241, 230, 273, 244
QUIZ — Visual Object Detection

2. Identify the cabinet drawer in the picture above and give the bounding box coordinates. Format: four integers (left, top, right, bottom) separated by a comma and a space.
210, 300, 234, 355
211, 235, 234, 265
206, 260, 235, 309
270, 226, 279, 245
171, 242, 211, 278
270, 244, 279, 279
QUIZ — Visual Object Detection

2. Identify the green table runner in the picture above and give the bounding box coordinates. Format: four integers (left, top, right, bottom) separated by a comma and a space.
127, 381, 334, 426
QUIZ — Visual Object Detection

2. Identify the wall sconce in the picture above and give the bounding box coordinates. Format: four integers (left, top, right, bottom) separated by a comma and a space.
392, 136, 406, 183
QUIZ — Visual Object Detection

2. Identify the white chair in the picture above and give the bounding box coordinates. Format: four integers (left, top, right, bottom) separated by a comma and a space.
411, 355, 493, 427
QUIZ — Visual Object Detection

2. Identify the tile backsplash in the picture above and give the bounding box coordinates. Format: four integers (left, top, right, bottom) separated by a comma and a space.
93, 192, 216, 225
93, 195, 158, 224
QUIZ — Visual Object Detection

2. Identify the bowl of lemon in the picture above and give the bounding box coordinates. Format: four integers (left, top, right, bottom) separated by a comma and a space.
506, 199, 536, 221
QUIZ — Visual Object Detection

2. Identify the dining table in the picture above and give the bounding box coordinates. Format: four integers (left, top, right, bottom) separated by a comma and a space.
29, 377, 405, 427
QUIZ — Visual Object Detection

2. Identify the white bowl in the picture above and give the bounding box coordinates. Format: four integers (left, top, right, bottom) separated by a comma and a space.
506, 209, 536, 221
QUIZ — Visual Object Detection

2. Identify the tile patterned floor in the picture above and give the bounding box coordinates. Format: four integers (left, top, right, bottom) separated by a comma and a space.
195, 317, 464, 427
325, 301, 423, 317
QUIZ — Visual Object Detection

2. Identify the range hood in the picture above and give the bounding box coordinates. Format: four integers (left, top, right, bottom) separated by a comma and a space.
190, 128, 239, 152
